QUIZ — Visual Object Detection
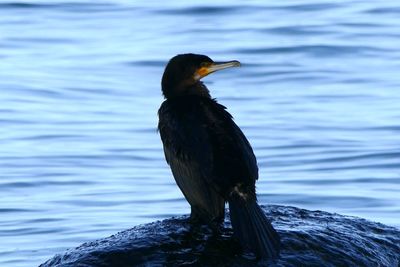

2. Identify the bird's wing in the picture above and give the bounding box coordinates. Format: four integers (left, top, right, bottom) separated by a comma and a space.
202, 98, 258, 191
158, 99, 214, 173
158, 97, 258, 199
158, 98, 224, 221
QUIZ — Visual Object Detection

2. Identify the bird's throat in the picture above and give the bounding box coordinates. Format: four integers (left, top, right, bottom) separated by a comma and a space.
185, 82, 211, 98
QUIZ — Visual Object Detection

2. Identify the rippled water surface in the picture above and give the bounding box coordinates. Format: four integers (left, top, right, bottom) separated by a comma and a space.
1, 1, 400, 266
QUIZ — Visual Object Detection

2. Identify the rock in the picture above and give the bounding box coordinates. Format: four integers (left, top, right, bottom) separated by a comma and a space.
40, 205, 400, 267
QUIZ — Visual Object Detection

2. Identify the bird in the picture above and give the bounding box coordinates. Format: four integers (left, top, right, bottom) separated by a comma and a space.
157, 53, 280, 259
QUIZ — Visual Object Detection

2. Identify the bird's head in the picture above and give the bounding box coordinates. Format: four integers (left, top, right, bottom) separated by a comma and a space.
161, 53, 240, 99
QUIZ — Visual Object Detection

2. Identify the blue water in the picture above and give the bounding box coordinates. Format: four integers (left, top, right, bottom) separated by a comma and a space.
1, 1, 399, 266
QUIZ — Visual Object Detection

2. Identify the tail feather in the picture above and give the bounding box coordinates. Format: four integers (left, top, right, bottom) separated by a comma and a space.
229, 195, 280, 259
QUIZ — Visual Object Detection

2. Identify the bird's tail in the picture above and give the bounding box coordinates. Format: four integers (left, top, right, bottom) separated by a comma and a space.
228, 193, 280, 259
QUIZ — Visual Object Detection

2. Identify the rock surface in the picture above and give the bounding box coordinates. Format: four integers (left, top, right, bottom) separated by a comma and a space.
41, 205, 400, 266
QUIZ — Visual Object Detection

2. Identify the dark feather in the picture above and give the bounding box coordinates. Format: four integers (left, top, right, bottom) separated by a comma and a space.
158, 96, 258, 222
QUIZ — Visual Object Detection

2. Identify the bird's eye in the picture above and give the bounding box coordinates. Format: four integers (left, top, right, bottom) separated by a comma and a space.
200, 62, 207, 67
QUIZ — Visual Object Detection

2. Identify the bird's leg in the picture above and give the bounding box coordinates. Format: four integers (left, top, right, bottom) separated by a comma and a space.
190, 206, 224, 233
190, 205, 203, 224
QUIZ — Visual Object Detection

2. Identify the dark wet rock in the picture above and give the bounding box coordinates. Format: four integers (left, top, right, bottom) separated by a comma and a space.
41, 205, 400, 266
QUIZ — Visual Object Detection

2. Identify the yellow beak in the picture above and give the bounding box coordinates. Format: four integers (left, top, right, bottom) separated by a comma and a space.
194, 60, 241, 80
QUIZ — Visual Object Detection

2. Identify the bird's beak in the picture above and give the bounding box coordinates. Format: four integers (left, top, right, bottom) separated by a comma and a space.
194, 60, 241, 80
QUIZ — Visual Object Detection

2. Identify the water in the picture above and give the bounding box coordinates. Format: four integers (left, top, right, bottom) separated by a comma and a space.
0, 0, 399, 266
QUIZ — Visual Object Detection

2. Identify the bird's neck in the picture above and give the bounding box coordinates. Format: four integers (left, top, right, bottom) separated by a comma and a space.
185, 82, 211, 98
163, 82, 211, 99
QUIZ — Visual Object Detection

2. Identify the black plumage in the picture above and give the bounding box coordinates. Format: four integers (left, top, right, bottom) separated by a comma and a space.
158, 53, 280, 259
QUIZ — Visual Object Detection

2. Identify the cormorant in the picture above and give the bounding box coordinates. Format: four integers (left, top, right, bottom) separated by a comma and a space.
158, 53, 280, 259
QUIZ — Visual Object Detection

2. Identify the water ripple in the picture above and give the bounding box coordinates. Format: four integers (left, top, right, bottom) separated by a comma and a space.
262, 25, 335, 36
0, 2, 119, 11
0, 180, 94, 189
272, 3, 343, 12
234, 45, 389, 57
155, 5, 253, 15
366, 7, 400, 15
281, 177, 400, 185
1, 1, 400, 266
